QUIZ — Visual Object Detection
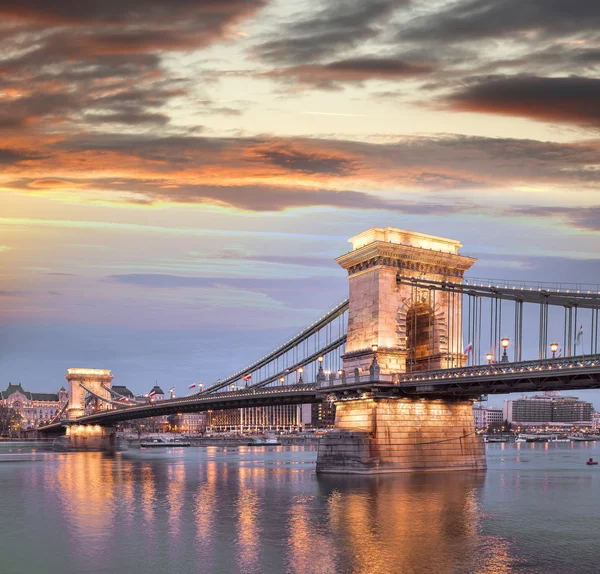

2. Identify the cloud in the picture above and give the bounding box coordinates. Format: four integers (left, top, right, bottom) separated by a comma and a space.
0, 148, 45, 164
507, 206, 600, 232
265, 57, 433, 89
0, 1, 266, 134
403, 0, 600, 43
2, 133, 600, 216
256, 0, 408, 65
445, 75, 600, 128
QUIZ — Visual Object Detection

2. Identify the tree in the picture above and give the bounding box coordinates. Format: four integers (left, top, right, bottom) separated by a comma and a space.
0, 404, 22, 437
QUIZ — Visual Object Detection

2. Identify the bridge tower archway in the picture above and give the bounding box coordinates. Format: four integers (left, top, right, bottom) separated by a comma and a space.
65, 368, 114, 420
405, 302, 438, 373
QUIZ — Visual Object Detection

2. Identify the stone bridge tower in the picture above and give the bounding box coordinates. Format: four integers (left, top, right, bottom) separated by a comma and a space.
316, 227, 485, 475
337, 228, 476, 377
65, 368, 114, 419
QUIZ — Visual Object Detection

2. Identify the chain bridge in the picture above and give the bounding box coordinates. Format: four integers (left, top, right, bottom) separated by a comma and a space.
39, 227, 600, 474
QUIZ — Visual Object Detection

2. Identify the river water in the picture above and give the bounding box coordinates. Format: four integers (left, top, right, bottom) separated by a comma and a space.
1, 441, 600, 574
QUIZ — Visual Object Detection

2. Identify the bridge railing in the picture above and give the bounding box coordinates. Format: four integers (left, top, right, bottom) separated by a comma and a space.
395, 353, 600, 383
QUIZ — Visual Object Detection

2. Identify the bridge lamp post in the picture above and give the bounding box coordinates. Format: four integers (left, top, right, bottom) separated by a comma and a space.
486, 353, 493, 365
501, 338, 510, 362
550, 342, 559, 359
297, 367, 304, 384
279, 376, 285, 386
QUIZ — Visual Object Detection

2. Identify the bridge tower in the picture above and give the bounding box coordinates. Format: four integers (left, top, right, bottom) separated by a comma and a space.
317, 228, 486, 474
338, 227, 476, 376
65, 368, 114, 419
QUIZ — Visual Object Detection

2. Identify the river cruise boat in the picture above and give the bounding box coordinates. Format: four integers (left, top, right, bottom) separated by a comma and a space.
140, 438, 191, 448
247, 436, 281, 446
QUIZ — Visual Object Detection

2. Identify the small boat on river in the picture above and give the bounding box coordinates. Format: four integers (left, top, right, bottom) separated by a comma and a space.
140, 438, 191, 448
586, 458, 598, 466
247, 436, 281, 446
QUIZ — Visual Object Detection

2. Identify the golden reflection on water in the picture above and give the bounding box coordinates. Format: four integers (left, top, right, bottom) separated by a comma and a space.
166, 463, 185, 537
47, 453, 117, 563
236, 466, 262, 574
317, 472, 515, 574
140, 463, 156, 539
287, 496, 337, 574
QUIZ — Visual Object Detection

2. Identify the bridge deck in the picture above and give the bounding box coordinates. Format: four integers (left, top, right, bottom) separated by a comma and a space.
39, 355, 600, 431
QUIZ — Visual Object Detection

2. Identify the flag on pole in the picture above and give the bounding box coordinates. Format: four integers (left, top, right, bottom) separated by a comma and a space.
576, 325, 584, 345
188, 383, 196, 389
149, 390, 156, 397
463, 342, 473, 355
243, 375, 252, 381
119, 396, 127, 402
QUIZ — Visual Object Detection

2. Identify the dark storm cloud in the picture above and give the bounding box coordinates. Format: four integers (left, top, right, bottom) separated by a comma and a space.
446, 75, 600, 128
403, 0, 600, 43
507, 206, 600, 233
256, 0, 408, 65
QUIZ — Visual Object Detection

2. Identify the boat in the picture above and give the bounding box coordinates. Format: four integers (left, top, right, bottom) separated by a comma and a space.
247, 436, 281, 446
569, 436, 600, 442
515, 437, 527, 443
140, 438, 191, 447
586, 458, 598, 466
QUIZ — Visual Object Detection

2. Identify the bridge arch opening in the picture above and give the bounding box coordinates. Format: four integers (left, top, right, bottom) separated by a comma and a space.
405, 303, 438, 372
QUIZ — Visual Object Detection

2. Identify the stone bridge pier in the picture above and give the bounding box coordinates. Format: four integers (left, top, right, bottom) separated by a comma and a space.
316, 228, 486, 474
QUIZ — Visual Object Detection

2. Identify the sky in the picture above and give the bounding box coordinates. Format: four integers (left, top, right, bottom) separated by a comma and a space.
0, 0, 599, 407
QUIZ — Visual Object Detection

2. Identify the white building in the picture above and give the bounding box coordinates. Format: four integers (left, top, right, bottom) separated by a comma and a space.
473, 406, 503, 430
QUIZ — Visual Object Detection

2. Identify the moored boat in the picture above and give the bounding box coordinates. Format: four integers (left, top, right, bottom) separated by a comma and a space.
247, 436, 281, 446
140, 438, 191, 447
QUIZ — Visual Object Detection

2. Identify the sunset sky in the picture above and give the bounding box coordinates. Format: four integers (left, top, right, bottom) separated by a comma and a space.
1, 0, 599, 405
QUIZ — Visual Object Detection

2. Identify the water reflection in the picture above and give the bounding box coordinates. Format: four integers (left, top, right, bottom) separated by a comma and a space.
236, 466, 262, 574
2, 445, 551, 573
317, 473, 498, 573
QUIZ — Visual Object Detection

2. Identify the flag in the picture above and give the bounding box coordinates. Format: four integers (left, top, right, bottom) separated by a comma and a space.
149, 390, 156, 397
463, 342, 473, 355
243, 375, 252, 381
576, 325, 584, 345
119, 397, 127, 402
188, 383, 196, 389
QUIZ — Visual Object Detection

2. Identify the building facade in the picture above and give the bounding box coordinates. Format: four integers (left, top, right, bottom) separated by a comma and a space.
206, 405, 305, 432
472, 406, 504, 430
0, 383, 68, 429
504, 392, 593, 428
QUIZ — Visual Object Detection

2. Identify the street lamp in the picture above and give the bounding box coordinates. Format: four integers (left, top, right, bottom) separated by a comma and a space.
371, 344, 378, 352
279, 376, 285, 385
318, 356, 324, 363
486, 353, 493, 365
550, 342, 559, 359
501, 338, 510, 362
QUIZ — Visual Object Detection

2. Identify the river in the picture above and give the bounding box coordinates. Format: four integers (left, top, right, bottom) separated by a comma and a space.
1, 441, 600, 573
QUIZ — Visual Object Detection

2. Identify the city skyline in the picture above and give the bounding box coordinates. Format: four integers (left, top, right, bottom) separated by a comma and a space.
1, 0, 599, 408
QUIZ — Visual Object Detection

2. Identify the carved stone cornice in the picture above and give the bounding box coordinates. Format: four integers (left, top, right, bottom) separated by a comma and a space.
336, 241, 476, 275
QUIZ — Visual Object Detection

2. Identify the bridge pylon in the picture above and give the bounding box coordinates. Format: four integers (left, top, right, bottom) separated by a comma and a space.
65, 368, 114, 419
337, 227, 476, 376
317, 228, 485, 474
